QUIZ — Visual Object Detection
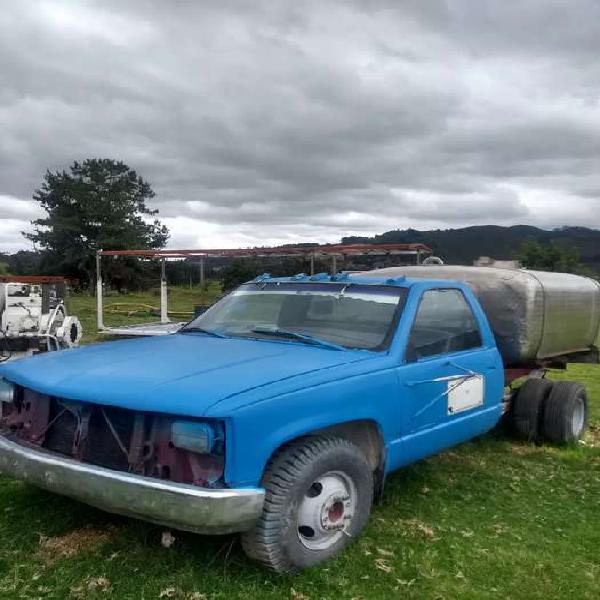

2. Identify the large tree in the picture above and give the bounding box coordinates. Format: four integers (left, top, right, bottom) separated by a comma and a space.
25, 159, 169, 288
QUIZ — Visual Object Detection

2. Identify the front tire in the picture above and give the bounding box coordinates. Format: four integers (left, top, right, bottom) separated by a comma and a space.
241, 436, 374, 573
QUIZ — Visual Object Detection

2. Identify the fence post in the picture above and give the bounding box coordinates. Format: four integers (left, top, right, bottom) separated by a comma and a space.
160, 258, 169, 323
200, 257, 205, 288
96, 253, 104, 330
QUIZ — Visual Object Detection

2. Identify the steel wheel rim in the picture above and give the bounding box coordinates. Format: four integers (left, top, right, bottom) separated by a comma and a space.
572, 396, 585, 438
296, 471, 357, 551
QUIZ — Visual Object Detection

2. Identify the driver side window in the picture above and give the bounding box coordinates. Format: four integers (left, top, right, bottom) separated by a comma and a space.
406, 289, 482, 362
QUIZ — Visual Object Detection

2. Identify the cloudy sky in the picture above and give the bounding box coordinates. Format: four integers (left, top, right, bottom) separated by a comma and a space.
1, 1, 600, 253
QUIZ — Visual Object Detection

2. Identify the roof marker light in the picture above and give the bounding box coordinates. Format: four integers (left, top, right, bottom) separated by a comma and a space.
385, 276, 407, 285
0, 378, 15, 404
309, 273, 330, 281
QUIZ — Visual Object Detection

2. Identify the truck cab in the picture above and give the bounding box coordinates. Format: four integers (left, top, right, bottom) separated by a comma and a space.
389, 279, 504, 469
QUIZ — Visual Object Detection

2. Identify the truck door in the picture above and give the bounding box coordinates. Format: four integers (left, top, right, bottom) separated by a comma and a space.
394, 287, 503, 467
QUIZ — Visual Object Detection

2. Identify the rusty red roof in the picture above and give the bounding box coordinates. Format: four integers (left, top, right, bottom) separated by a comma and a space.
97, 243, 432, 258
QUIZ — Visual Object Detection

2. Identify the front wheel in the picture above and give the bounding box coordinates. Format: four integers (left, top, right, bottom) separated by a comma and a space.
241, 436, 374, 573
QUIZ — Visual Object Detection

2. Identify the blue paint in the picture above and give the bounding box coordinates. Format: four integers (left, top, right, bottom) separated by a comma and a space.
0, 274, 505, 489
330, 272, 351, 282
309, 272, 330, 281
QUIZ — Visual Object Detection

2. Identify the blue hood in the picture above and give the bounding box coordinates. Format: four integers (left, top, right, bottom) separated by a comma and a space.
0, 334, 373, 417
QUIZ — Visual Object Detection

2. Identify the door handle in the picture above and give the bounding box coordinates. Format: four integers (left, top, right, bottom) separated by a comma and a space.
406, 373, 472, 387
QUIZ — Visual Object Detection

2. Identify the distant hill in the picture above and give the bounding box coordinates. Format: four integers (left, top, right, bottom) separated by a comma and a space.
342, 225, 600, 271
2, 225, 600, 278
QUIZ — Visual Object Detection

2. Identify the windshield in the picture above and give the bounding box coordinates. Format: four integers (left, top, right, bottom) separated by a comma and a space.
181, 282, 406, 350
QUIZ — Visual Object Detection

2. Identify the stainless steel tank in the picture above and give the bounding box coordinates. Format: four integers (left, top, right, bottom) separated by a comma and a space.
361, 266, 600, 366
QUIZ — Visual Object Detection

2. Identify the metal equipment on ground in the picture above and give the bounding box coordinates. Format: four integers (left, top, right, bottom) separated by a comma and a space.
0, 276, 83, 361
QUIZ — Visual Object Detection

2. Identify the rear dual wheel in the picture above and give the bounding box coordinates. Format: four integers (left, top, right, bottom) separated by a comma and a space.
512, 378, 588, 444
512, 378, 554, 441
543, 381, 588, 444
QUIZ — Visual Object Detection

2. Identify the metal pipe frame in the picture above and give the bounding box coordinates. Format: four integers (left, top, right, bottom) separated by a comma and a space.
97, 243, 433, 259
95, 243, 433, 333
160, 258, 169, 324
96, 253, 104, 330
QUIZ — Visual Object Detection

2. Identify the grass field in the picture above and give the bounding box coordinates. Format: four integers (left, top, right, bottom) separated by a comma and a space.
0, 287, 598, 599
67, 283, 223, 345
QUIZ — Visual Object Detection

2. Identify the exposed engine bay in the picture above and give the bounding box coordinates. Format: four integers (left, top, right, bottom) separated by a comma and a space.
0, 278, 83, 361
0, 384, 225, 488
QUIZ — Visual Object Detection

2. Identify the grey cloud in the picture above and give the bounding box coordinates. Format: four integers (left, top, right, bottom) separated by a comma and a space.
0, 197, 42, 220
0, 0, 599, 250
0, 219, 35, 254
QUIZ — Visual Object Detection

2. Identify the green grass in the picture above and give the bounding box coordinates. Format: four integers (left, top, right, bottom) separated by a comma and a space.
0, 288, 598, 599
67, 282, 223, 344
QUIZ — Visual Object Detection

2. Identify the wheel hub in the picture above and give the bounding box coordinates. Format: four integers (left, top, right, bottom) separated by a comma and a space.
572, 396, 586, 438
320, 494, 351, 531
297, 471, 356, 550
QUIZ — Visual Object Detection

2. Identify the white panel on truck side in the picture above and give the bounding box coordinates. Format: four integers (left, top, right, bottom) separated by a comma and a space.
447, 375, 485, 415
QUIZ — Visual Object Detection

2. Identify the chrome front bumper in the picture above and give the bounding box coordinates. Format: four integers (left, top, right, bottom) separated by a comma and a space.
0, 436, 264, 534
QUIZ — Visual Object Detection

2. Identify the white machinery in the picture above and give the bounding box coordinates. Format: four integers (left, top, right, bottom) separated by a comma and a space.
0, 279, 83, 361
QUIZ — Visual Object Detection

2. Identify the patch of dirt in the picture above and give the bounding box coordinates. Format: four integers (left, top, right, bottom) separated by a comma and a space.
70, 576, 112, 598
510, 444, 540, 456
155, 590, 207, 600
435, 450, 476, 465
399, 518, 435, 539
38, 526, 118, 564
585, 425, 600, 448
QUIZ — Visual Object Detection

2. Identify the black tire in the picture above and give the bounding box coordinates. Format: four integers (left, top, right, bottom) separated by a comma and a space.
241, 436, 374, 573
541, 381, 588, 444
512, 378, 554, 441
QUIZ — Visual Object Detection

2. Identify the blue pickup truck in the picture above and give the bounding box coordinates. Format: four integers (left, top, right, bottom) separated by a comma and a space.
0, 267, 597, 572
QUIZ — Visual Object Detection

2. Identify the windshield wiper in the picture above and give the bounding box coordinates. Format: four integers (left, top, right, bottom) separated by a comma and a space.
179, 326, 226, 338
249, 327, 345, 351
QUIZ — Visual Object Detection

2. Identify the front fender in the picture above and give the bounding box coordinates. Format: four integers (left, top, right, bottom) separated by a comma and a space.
220, 368, 399, 487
